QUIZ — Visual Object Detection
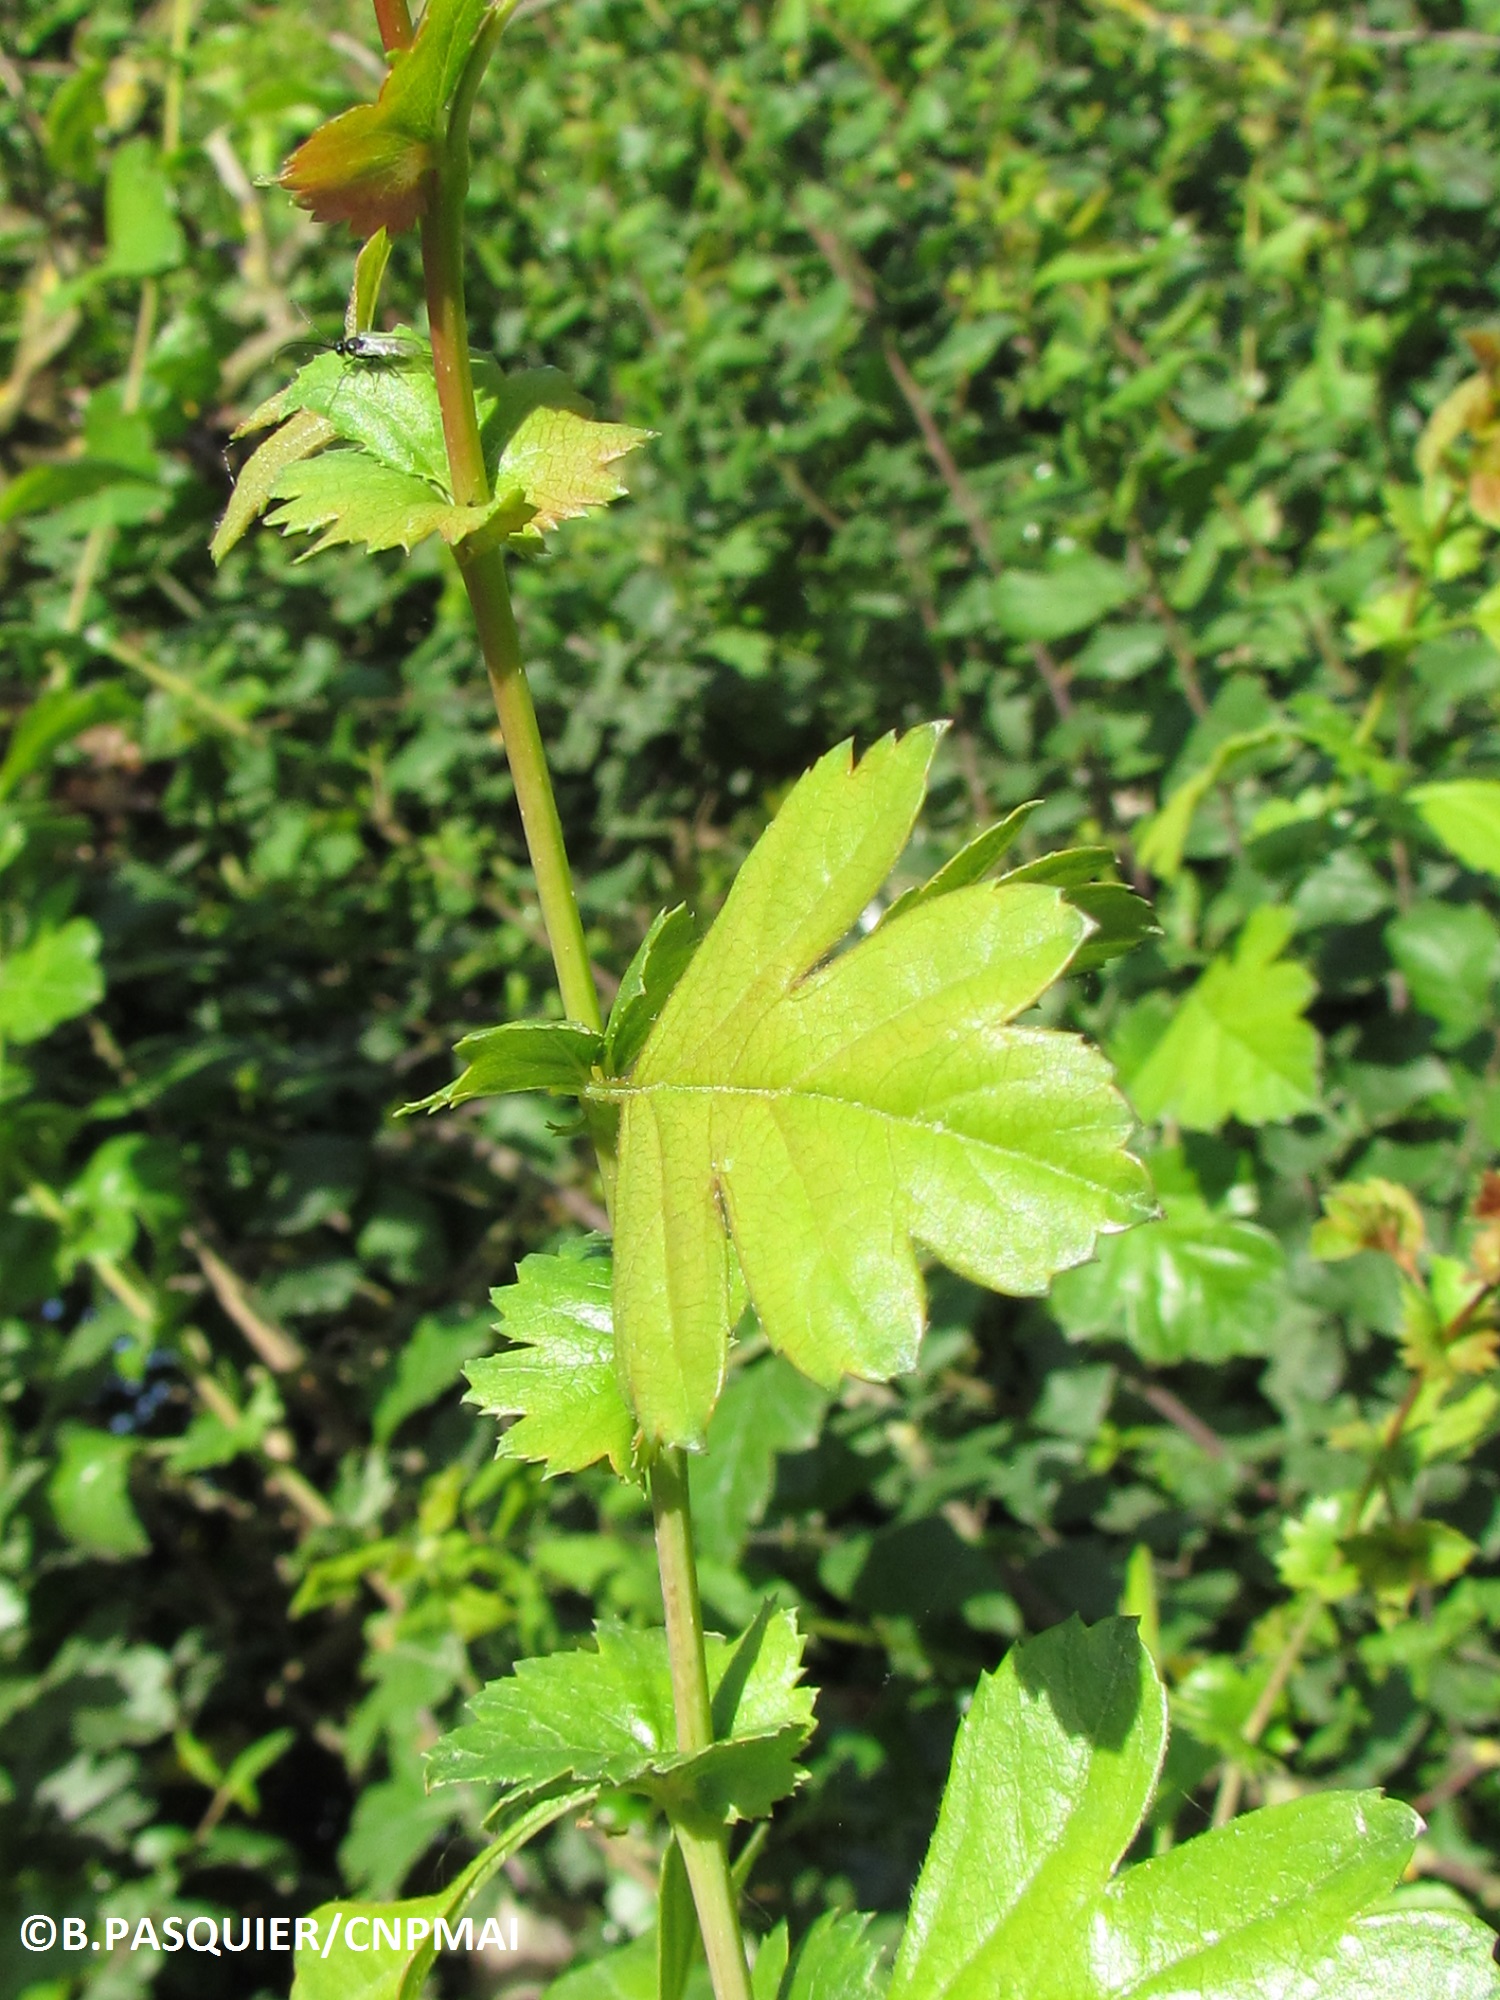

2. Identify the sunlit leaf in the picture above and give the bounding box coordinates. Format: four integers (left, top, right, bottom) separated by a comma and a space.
264, 452, 529, 557
1051, 1190, 1284, 1363
1410, 778, 1500, 878
1126, 908, 1320, 1131
0, 917, 104, 1044
888, 1617, 1499, 2000
400, 1019, 603, 1114
466, 1246, 635, 1479
594, 729, 1152, 1446
280, 0, 494, 235
427, 1607, 816, 1823
48, 1425, 148, 1559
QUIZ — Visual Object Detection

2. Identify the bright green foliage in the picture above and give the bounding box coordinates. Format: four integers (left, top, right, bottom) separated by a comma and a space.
690, 1355, 830, 1568
208, 408, 338, 564
47, 1426, 148, 1560
427, 1608, 815, 1823
164, 1371, 285, 1473
1127, 908, 1321, 1131
1051, 1187, 1286, 1364
401, 1019, 603, 1114
882, 802, 1039, 920
103, 137, 183, 278
1310, 1179, 1426, 1266
218, 352, 650, 562
1277, 1497, 1362, 1605
1410, 779, 1500, 877
1386, 901, 1500, 1045
599, 729, 1152, 1445
888, 1618, 1499, 2000
263, 455, 526, 560
486, 371, 655, 542
14, 0, 1500, 1987
1135, 725, 1289, 881
605, 904, 700, 1076
0, 917, 103, 1044
466, 1246, 635, 1478
546, 1937, 671, 1998
750, 1924, 788, 1998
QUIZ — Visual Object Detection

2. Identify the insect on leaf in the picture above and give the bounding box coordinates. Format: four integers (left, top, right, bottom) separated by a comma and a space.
592, 728, 1153, 1447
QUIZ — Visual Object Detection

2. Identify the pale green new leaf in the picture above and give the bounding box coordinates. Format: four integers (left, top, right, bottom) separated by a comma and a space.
1135, 725, 1289, 881
426, 1608, 815, 1823
886, 808, 1152, 971
1127, 907, 1320, 1131
594, 729, 1152, 1446
0, 916, 104, 1044
399, 1019, 604, 1114
606, 904, 700, 1075
1303, 1909, 1500, 1997
888, 1617, 1498, 2000
1410, 778, 1500, 877
752, 1925, 790, 2000
466, 1247, 635, 1479
884, 800, 1041, 920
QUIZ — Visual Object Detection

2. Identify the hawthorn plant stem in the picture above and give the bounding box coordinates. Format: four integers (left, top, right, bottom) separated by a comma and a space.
416, 21, 748, 1992
419, 127, 599, 1035
652, 1449, 756, 2000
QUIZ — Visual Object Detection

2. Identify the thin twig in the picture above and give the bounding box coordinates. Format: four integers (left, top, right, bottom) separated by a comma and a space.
183, 1230, 307, 1373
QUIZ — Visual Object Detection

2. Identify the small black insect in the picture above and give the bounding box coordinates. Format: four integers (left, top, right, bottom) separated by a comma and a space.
330, 330, 429, 362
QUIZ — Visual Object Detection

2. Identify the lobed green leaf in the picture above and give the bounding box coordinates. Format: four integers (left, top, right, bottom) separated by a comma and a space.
466, 1246, 635, 1479
595, 729, 1153, 1446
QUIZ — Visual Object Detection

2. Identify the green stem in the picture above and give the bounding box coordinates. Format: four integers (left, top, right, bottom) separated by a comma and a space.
417, 20, 600, 1037
651, 1450, 755, 2000
461, 548, 603, 1035
415, 18, 742, 1989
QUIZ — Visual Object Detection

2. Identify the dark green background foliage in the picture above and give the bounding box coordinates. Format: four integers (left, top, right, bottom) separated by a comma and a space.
7, 0, 1500, 1990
